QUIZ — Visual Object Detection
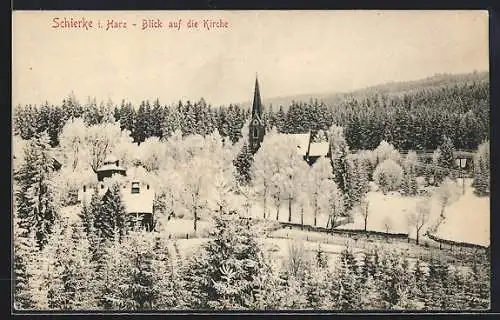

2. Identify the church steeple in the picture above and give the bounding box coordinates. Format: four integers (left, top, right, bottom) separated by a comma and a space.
252, 75, 262, 119
249, 75, 266, 154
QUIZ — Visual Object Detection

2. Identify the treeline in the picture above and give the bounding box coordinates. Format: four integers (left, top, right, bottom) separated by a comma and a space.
262, 81, 488, 150
14, 79, 488, 152
13, 96, 249, 147
14, 212, 490, 311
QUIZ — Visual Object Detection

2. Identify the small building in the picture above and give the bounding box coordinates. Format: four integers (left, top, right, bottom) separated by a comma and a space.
96, 155, 127, 181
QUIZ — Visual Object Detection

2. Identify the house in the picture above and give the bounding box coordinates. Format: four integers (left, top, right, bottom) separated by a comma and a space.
78, 155, 155, 230
248, 76, 331, 165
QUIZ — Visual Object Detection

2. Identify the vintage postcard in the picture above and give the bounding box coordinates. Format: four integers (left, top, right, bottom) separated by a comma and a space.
12, 10, 490, 312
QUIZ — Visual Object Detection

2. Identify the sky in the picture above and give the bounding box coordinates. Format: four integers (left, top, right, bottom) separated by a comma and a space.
12, 10, 489, 107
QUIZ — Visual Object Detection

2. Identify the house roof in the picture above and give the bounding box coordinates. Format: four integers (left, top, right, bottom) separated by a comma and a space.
309, 142, 329, 157
96, 163, 127, 172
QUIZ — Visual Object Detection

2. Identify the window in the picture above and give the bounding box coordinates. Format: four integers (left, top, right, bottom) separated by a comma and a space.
131, 182, 140, 194
253, 127, 258, 139
83, 185, 86, 192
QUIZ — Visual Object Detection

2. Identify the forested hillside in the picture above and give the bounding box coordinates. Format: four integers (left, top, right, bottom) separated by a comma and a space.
13, 72, 489, 152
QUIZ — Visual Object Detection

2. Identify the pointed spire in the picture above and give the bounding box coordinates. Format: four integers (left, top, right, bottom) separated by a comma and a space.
252, 75, 262, 119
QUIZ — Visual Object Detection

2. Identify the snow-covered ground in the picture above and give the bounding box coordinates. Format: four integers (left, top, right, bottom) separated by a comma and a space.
338, 178, 490, 247
433, 180, 490, 247
337, 192, 441, 237
230, 194, 332, 228
59, 178, 489, 247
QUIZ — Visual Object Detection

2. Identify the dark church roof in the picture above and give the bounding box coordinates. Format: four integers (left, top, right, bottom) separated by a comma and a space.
251, 76, 263, 120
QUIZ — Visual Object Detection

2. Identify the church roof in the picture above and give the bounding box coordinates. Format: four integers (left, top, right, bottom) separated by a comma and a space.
251, 76, 263, 119
282, 133, 311, 156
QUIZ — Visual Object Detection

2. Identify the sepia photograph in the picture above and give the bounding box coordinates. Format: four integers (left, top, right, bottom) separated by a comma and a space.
12, 10, 490, 312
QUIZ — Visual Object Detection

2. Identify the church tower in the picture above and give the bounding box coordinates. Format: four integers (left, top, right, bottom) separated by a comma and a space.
249, 76, 266, 154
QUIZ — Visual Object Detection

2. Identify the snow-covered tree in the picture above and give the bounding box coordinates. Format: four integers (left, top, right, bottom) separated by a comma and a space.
94, 182, 128, 241
435, 177, 461, 218
58, 118, 87, 171
373, 159, 404, 194
136, 136, 166, 172
45, 222, 96, 310
251, 131, 276, 219
328, 125, 350, 195
406, 198, 431, 245
374, 140, 401, 166
13, 216, 39, 310
179, 156, 211, 232
84, 122, 132, 172
325, 180, 345, 229
15, 132, 60, 250
309, 157, 334, 226
233, 142, 254, 185
401, 151, 419, 196
183, 213, 270, 309
437, 135, 456, 179
472, 140, 490, 196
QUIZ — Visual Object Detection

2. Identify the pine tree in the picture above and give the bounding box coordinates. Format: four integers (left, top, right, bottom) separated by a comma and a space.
472, 140, 490, 196
233, 142, 254, 185
94, 183, 128, 242
46, 222, 96, 310
336, 247, 360, 310
15, 131, 59, 250
183, 213, 270, 309
152, 236, 186, 309
120, 233, 159, 310
329, 125, 350, 197
13, 220, 39, 310
438, 135, 456, 179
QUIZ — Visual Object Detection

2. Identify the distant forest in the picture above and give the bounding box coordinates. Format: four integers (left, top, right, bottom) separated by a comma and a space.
13, 72, 489, 151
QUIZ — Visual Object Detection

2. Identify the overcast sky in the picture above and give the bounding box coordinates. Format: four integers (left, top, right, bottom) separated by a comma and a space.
13, 10, 489, 107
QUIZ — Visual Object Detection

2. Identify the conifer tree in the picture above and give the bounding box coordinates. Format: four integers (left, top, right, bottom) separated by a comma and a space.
15, 131, 59, 250
472, 140, 490, 196
13, 219, 39, 310
94, 183, 128, 242
438, 135, 456, 179
183, 213, 269, 309
233, 142, 254, 185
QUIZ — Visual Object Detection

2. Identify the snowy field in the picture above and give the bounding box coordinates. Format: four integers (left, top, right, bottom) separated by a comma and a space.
59, 178, 489, 247
432, 180, 490, 247
337, 192, 441, 236
338, 179, 490, 247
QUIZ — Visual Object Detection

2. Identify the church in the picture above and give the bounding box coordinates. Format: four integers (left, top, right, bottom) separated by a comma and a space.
248, 76, 331, 165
